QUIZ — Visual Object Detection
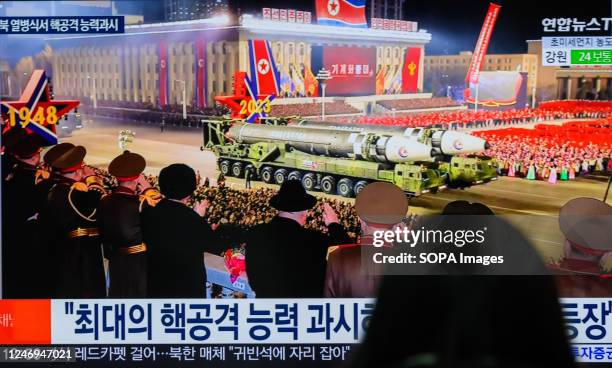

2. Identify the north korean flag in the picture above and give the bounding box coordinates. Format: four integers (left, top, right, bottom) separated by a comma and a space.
316, 0, 367, 28
248, 39, 280, 96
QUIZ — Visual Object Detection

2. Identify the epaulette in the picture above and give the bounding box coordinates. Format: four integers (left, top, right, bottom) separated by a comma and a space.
84, 175, 107, 195
71, 181, 89, 192
35, 168, 51, 185
139, 187, 162, 212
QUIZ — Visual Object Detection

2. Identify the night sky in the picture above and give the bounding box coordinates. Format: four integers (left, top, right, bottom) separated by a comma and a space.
236, 0, 611, 55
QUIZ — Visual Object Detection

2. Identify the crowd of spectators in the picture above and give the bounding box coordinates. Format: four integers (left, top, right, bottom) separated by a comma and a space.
377, 97, 461, 111
334, 100, 612, 130
92, 167, 362, 241
473, 121, 612, 183
269, 101, 361, 117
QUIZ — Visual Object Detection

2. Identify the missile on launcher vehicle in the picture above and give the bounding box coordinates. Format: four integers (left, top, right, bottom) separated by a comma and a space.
290, 120, 490, 156
203, 120, 448, 197
226, 123, 434, 163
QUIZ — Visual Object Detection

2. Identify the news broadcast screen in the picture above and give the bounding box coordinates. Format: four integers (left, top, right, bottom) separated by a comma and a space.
0, 0, 611, 367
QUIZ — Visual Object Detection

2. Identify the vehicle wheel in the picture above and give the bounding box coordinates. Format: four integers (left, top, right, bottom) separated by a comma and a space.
231, 162, 244, 178
302, 173, 316, 191
354, 180, 368, 195
321, 176, 336, 194
430, 187, 438, 194
219, 160, 231, 176
288, 171, 302, 181
261, 166, 274, 183
337, 178, 354, 198
274, 169, 288, 185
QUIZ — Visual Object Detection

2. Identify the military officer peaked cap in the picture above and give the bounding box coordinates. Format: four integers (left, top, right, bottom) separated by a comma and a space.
355, 182, 408, 225
43, 142, 75, 165
12, 133, 46, 159
108, 150, 146, 182
51, 145, 86, 172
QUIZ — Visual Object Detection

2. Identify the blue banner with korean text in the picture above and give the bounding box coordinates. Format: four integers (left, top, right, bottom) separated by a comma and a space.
0, 16, 124, 34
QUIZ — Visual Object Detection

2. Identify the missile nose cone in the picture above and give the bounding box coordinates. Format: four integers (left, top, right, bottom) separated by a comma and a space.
439, 131, 488, 155
385, 136, 433, 162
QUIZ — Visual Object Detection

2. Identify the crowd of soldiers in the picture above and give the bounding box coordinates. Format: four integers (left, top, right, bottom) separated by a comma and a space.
1, 128, 360, 299
77, 98, 229, 128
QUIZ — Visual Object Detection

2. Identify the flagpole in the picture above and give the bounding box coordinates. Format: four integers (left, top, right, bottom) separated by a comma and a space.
322, 83, 327, 120
316, 68, 332, 121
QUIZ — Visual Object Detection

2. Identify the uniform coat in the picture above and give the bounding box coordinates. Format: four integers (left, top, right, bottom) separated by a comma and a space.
45, 177, 106, 298
2, 161, 48, 298
141, 199, 225, 298
324, 244, 381, 298
245, 217, 349, 298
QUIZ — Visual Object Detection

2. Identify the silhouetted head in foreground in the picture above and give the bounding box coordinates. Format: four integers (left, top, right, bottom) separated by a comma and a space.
348, 202, 574, 368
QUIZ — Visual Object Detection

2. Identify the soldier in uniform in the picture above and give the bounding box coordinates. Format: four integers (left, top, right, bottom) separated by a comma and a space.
2, 132, 46, 297
98, 151, 160, 298
45, 145, 107, 298
245, 166, 253, 189
26, 142, 77, 298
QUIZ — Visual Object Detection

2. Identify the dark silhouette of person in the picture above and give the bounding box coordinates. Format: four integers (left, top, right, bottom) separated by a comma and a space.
347, 201, 575, 368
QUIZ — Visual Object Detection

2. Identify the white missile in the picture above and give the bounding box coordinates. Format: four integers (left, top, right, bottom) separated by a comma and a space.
291, 120, 489, 156
431, 130, 490, 155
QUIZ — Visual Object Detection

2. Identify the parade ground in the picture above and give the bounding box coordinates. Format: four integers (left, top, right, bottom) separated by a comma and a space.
63, 116, 612, 265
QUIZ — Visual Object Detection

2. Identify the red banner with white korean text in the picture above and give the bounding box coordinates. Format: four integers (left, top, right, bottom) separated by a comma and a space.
465, 3, 501, 84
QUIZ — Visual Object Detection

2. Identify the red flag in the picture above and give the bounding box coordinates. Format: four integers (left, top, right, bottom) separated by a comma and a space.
304, 67, 319, 97
376, 65, 386, 95
248, 40, 279, 96
195, 38, 206, 107
402, 47, 421, 93
158, 41, 168, 106
315, 0, 367, 28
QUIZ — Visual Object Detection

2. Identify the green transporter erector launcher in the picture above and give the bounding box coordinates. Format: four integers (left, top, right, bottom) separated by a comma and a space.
202, 119, 497, 198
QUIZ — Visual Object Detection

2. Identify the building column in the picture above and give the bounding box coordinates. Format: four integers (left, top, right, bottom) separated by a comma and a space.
566, 78, 572, 100
596, 78, 602, 93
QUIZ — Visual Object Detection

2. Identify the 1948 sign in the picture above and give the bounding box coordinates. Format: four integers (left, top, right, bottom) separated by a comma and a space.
6, 106, 59, 128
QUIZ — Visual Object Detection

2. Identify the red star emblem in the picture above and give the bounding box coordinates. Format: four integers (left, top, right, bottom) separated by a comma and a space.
1, 69, 79, 145
257, 59, 269, 75
328, 0, 340, 15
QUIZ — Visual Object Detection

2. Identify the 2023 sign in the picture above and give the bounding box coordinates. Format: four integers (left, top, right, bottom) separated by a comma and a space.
239, 99, 271, 116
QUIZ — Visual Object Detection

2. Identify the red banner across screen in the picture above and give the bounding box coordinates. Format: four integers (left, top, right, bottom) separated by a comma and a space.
323, 46, 376, 95
465, 3, 501, 84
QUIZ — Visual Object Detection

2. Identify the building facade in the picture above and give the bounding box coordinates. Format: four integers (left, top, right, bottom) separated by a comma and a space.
0, 60, 10, 99
527, 40, 612, 101
49, 16, 430, 106
164, 0, 231, 22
